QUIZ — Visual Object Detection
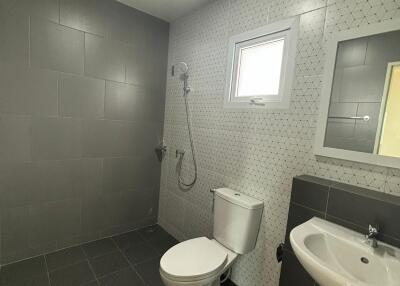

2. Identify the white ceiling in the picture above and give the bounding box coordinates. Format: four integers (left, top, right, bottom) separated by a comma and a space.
117, 0, 214, 22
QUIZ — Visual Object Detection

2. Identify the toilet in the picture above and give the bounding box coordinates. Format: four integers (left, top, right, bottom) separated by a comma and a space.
160, 188, 264, 286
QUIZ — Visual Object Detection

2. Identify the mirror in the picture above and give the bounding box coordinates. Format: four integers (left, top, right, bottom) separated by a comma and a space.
315, 20, 400, 168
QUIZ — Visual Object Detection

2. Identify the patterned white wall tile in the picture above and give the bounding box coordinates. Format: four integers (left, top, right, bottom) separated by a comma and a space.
269, 0, 327, 22
158, 0, 400, 285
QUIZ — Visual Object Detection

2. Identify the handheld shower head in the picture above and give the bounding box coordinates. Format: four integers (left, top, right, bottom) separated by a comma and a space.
177, 62, 189, 75
173, 62, 189, 81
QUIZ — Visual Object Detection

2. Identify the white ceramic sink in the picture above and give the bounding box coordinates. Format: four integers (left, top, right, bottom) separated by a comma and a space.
290, 217, 400, 286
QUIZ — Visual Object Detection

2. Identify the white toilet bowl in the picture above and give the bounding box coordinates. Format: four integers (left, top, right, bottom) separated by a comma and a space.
160, 237, 237, 286
159, 188, 264, 286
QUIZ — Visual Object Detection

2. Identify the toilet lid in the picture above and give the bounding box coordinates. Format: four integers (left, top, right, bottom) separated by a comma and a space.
160, 237, 228, 281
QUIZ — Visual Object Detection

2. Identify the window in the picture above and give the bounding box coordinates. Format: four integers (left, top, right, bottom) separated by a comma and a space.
224, 17, 299, 109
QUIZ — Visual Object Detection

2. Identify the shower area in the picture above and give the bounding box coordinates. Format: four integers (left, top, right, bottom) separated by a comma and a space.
0, 0, 170, 280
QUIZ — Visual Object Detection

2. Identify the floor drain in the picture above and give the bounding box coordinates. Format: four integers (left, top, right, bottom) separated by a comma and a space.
360, 257, 369, 264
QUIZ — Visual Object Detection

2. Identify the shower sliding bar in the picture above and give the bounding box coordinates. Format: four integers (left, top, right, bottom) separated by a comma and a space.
328, 115, 370, 121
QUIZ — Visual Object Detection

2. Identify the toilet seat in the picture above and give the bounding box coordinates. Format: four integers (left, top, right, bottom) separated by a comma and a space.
160, 237, 228, 282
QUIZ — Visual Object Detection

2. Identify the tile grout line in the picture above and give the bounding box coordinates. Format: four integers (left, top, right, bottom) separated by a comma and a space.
324, 187, 330, 219
43, 255, 52, 286
81, 246, 101, 286
0, 225, 163, 284
28, 16, 31, 68
109, 237, 148, 285
86, 258, 101, 286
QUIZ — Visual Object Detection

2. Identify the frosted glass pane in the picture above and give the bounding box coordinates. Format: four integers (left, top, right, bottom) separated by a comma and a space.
236, 38, 284, 97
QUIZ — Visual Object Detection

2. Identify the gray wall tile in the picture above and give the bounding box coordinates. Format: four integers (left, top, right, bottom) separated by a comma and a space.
3, 0, 60, 23
0, 0, 168, 265
60, 0, 108, 35
106, 1, 148, 44
284, 203, 324, 250
105, 81, 143, 121
1, 206, 30, 258
290, 177, 329, 212
119, 189, 156, 225
0, 115, 31, 162
125, 43, 148, 86
339, 64, 386, 103
328, 102, 357, 117
31, 117, 82, 160
102, 156, 160, 193
0, 64, 58, 116
354, 102, 381, 139
336, 38, 367, 68
365, 30, 400, 65
0, 14, 29, 65
327, 185, 400, 240
82, 119, 161, 158
105, 81, 164, 122
31, 18, 84, 74
85, 34, 127, 82
325, 120, 355, 138
26, 0, 59, 22
0, 159, 100, 208
81, 120, 135, 157
60, 74, 105, 118
125, 27, 168, 90
29, 200, 81, 246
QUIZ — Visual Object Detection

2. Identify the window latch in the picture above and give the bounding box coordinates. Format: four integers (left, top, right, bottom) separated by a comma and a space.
250, 98, 266, 106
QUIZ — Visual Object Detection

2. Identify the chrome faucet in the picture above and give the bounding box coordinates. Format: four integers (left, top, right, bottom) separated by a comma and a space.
365, 224, 379, 248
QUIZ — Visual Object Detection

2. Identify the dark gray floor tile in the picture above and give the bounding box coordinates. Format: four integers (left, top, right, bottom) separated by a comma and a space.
4, 272, 50, 286
0, 256, 47, 285
49, 261, 95, 286
138, 225, 168, 242
112, 231, 144, 249
0, 224, 176, 286
138, 225, 178, 255
98, 268, 145, 286
82, 281, 99, 286
45, 246, 86, 271
89, 251, 129, 278
122, 243, 159, 265
148, 233, 178, 255
134, 258, 163, 286
82, 238, 117, 258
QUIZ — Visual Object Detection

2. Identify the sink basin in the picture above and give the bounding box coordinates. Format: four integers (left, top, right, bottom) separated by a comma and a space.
290, 217, 400, 286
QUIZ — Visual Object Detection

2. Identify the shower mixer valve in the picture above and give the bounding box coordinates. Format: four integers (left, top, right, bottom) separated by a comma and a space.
176, 149, 185, 158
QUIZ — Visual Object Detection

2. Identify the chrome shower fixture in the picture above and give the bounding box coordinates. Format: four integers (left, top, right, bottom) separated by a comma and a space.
176, 61, 189, 75
174, 62, 191, 95
173, 62, 197, 188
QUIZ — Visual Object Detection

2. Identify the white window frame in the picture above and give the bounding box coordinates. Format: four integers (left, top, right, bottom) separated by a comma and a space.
224, 17, 299, 109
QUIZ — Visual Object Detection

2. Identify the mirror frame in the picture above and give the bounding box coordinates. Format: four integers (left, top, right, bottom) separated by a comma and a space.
314, 19, 400, 169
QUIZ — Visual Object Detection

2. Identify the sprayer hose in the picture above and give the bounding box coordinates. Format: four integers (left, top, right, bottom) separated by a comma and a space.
177, 91, 198, 187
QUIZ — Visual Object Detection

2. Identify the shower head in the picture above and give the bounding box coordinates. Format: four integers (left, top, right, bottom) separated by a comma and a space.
174, 62, 191, 94
177, 62, 189, 75
172, 62, 189, 80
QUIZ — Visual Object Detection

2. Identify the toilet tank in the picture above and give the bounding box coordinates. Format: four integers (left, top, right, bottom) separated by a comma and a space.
213, 188, 263, 254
